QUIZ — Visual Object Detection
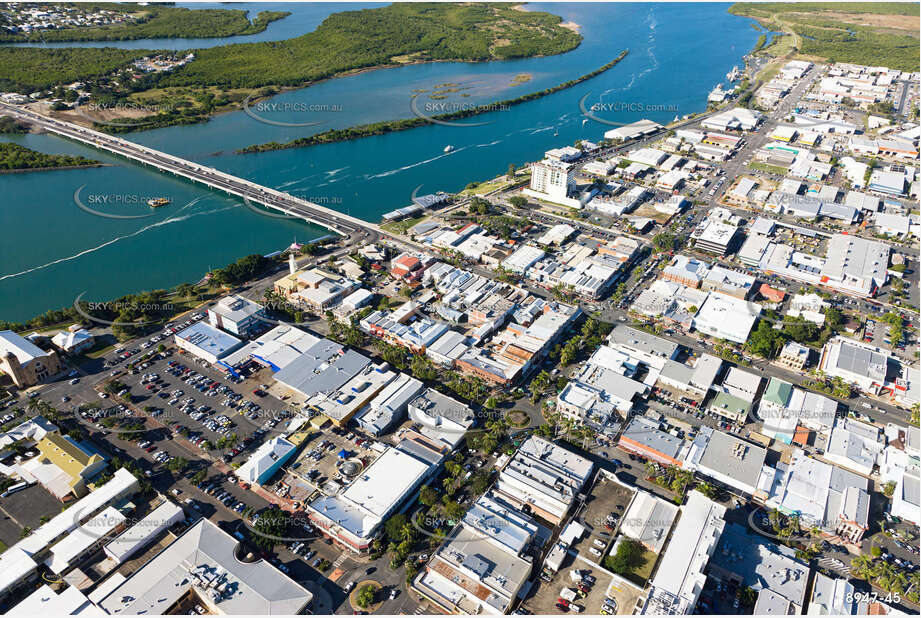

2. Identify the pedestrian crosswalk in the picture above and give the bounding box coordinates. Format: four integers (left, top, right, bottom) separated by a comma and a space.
332, 551, 349, 569
818, 556, 850, 574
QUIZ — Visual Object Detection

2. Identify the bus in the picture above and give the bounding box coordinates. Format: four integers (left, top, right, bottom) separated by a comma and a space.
1, 481, 32, 498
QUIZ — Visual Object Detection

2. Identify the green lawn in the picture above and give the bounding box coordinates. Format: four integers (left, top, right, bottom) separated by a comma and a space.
460, 177, 515, 196
748, 161, 788, 176
381, 215, 427, 235
623, 548, 659, 586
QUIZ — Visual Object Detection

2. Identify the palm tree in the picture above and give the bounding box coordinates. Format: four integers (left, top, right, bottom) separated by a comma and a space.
850, 554, 873, 579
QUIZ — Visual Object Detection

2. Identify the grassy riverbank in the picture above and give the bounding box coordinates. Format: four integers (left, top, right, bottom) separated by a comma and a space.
729, 3, 919, 71
236, 50, 629, 154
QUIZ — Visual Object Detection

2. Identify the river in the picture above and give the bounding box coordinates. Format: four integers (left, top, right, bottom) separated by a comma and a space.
0, 2, 760, 322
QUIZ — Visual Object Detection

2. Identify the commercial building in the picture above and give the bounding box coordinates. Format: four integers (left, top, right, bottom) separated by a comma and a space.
891, 473, 920, 526
0, 329, 62, 387
639, 491, 726, 615
537, 223, 576, 246
21, 432, 107, 500
493, 436, 593, 525
619, 416, 691, 466
788, 292, 828, 325
391, 252, 428, 280
274, 267, 360, 312
631, 279, 708, 323
874, 212, 912, 237
235, 436, 297, 485
656, 354, 723, 397
692, 291, 760, 343
545, 146, 582, 162
604, 119, 663, 141
174, 321, 244, 365
607, 324, 680, 370
721, 367, 763, 402
271, 339, 386, 426
819, 235, 889, 298
709, 523, 808, 615
103, 499, 185, 565
759, 448, 870, 543
707, 391, 751, 423
219, 324, 320, 373
619, 490, 678, 554
7, 584, 98, 615
457, 302, 579, 386
809, 572, 905, 615
701, 265, 755, 299
760, 386, 838, 445
301, 361, 396, 426
51, 327, 94, 355
425, 330, 471, 366
407, 389, 475, 449
660, 254, 710, 288
412, 493, 538, 615
354, 373, 425, 436
868, 169, 906, 196
691, 219, 739, 255
701, 108, 762, 131
96, 518, 312, 615
207, 295, 266, 337
819, 337, 890, 394
685, 428, 767, 495
0, 468, 138, 601
776, 340, 810, 371
824, 418, 885, 477
360, 304, 449, 353
306, 446, 434, 552
501, 245, 546, 275
557, 345, 649, 422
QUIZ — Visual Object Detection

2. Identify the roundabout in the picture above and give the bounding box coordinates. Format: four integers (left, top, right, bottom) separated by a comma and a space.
349, 580, 383, 613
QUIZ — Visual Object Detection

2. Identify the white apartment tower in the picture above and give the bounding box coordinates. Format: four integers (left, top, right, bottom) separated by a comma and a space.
530, 159, 575, 200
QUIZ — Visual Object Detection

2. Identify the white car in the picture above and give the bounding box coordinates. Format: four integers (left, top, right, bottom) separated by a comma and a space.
589, 547, 602, 557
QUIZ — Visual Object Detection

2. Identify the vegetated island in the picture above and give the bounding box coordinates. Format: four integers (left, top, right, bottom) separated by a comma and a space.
0, 142, 102, 173
729, 2, 920, 71
236, 50, 629, 155
0, 4, 291, 43
0, 3, 583, 133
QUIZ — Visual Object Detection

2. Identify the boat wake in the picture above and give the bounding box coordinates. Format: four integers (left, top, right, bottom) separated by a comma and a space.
0, 198, 232, 282
324, 166, 349, 177
365, 149, 458, 179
